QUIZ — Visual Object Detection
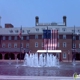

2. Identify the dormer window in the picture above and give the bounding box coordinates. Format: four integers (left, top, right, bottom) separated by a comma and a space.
27, 30, 30, 33
10, 30, 13, 33
62, 28, 66, 31
15, 30, 18, 33
56, 28, 59, 31
36, 28, 39, 31
78, 30, 80, 33
22, 30, 24, 33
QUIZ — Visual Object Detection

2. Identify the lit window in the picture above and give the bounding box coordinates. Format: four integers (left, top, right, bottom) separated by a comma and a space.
14, 43, 17, 48
9, 36, 11, 40
35, 42, 38, 47
3, 36, 6, 40
63, 35, 66, 39
63, 42, 66, 47
26, 43, 29, 48
63, 53, 67, 59
14, 36, 17, 40
35, 35, 38, 39
8, 43, 11, 48
2, 43, 5, 48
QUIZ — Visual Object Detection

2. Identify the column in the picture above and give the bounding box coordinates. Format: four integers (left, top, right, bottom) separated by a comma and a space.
2, 54, 5, 60
15, 54, 17, 60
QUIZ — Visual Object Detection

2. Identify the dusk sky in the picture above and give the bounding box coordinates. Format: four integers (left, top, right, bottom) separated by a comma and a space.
0, 0, 80, 27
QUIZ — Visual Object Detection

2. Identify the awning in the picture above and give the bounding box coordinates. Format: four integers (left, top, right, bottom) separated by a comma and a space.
37, 50, 62, 53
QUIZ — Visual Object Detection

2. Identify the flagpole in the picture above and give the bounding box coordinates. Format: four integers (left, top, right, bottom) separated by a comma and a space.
47, 26, 48, 53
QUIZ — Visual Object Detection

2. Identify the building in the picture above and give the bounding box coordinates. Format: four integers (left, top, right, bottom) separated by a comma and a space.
0, 16, 80, 61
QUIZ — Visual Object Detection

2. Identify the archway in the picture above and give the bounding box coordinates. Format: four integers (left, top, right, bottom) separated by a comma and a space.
17, 53, 25, 60
10, 53, 15, 60
4, 53, 9, 60
0, 53, 2, 60
76, 53, 80, 60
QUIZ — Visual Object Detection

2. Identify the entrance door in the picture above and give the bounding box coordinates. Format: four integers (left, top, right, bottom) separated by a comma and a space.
76, 53, 80, 60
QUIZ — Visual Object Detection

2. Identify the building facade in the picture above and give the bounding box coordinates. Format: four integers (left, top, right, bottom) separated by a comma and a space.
0, 16, 80, 61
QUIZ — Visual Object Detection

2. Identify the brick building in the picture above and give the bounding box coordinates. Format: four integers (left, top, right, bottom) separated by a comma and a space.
0, 16, 80, 61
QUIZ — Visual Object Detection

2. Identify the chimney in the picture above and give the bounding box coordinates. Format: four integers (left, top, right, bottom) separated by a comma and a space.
35, 16, 39, 26
63, 16, 67, 26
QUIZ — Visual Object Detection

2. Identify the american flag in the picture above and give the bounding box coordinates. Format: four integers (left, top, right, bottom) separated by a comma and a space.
19, 27, 22, 38
43, 29, 58, 50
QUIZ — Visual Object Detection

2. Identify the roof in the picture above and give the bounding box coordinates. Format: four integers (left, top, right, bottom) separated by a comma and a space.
0, 26, 80, 35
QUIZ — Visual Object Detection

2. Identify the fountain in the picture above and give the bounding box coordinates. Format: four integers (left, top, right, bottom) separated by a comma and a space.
72, 59, 76, 66
16, 58, 19, 68
8, 58, 11, 65
23, 53, 59, 67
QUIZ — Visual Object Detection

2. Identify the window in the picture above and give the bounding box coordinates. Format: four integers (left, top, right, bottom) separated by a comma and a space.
73, 36, 76, 40
14, 36, 17, 40
62, 28, 66, 31
10, 30, 13, 33
21, 43, 23, 48
63, 42, 66, 47
3, 36, 6, 40
27, 30, 30, 33
35, 35, 38, 39
79, 36, 80, 40
36, 28, 39, 31
22, 30, 24, 33
15, 30, 18, 33
58, 42, 59, 47
26, 43, 29, 48
21, 36, 23, 40
42, 42, 43, 47
35, 42, 38, 47
8, 36, 11, 40
14, 43, 17, 48
42, 35, 43, 39
79, 43, 80, 48
63, 35, 66, 39
58, 35, 59, 39
73, 43, 76, 48
2, 43, 5, 48
63, 53, 67, 59
8, 43, 11, 48
26, 35, 29, 40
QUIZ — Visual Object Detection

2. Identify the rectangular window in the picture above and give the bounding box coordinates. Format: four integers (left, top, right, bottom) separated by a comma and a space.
8, 43, 11, 48
9, 36, 11, 40
14, 43, 17, 48
79, 43, 80, 48
63, 53, 67, 59
63, 42, 66, 47
14, 36, 17, 40
26, 35, 29, 40
63, 35, 66, 39
73, 43, 76, 48
21, 43, 23, 48
26, 43, 29, 48
58, 42, 59, 47
2, 43, 5, 48
35, 35, 38, 39
35, 42, 38, 47
3, 36, 6, 40
73, 36, 76, 40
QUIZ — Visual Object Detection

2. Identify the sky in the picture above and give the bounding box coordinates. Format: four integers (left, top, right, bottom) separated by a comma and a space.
0, 0, 80, 27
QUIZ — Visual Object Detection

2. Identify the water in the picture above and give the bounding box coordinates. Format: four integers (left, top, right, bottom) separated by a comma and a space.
16, 58, 19, 68
72, 59, 76, 67
23, 53, 59, 67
